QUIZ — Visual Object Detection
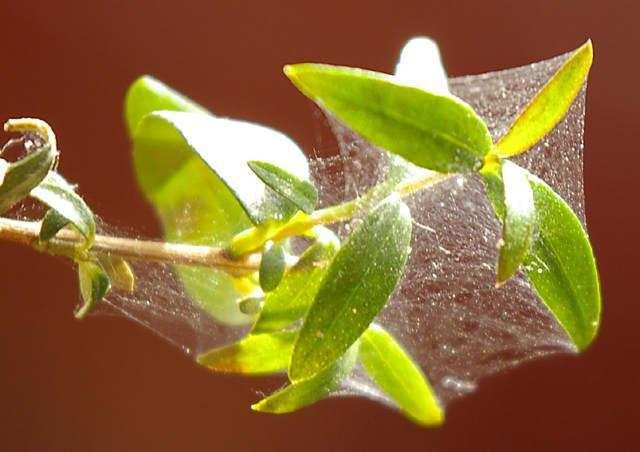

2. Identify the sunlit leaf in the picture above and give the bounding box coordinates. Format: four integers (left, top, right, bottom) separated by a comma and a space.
0, 143, 56, 214
252, 227, 340, 335
496, 160, 536, 285
126, 78, 309, 325
124, 75, 207, 135
0, 158, 8, 186
252, 343, 358, 413
197, 330, 296, 375
495, 40, 593, 157
284, 63, 492, 173
248, 160, 318, 215
524, 172, 601, 351
98, 255, 136, 293
31, 171, 96, 246
289, 195, 412, 382
75, 261, 111, 320
360, 324, 443, 427
259, 241, 286, 292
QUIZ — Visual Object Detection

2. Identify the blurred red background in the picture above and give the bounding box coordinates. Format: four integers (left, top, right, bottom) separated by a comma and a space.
0, 1, 637, 450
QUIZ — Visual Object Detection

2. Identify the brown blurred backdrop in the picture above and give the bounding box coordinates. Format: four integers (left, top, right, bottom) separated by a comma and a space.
0, 1, 637, 451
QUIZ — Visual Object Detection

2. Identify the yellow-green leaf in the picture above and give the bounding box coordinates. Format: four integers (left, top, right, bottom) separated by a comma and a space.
289, 195, 412, 382
197, 331, 296, 376
525, 172, 601, 351
284, 63, 492, 173
495, 40, 593, 157
75, 261, 111, 320
252, 343, 358, 414
98, 255, 136, 293
360, 324, 443, 427
39, 209, 70, 242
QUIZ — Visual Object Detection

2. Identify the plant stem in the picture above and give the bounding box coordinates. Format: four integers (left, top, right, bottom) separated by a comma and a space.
0, 216, 260, 273
0, 171, 453, 272
229, 171, 454, 256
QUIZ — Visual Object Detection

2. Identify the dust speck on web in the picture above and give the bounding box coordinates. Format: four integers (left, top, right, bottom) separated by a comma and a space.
311, 51, 588, 406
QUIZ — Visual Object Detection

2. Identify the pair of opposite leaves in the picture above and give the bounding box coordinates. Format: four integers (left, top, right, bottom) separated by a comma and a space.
124, 39, 600, 425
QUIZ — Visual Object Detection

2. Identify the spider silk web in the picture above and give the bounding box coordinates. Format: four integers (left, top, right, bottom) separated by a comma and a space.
51, 49, 588, 412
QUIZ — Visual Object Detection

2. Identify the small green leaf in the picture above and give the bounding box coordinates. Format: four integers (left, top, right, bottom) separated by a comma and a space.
98, 255, 136, 293
197, 330, 296, 375
127, 77, 309, 325
252, 227, 340, 335
289, 195, 412, 382
524, 172, 601, 351
248, 160, 318, 214
0, 143, 57, 214
360, 324, 444, 427
75, 261, 111, 320
124, 75, 207, 135
259, 241, 286, 292
237, 296, 264, 315
284, 63, 492, 173
252, 343, 358, 413
495, 40, 593, 157
31, 172, 96, 246
497, 160, 536, 285
39, 209, 70, 242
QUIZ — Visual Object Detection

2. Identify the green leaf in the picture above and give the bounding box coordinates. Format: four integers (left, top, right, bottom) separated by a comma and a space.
248, 160, 318, 214
360, 324, 443, 427
259, 241, 286, 292
39, 209, 70, 242
98, 255, 136, 293
497, 160, 536, 285
252, 343, 358, 413
75, 261, 111, 320
197, 330, 296, 375
0, 143, 57, 214
524, 172, 601, 351
31, 171, 96, 246
495, 40, 593, 157
289, 195, 412, 382
284, 63, 492, 173
252, 227, 340, 335
237, 296, 264, 315
124, 75, 207, 135
127, 78, 309, 325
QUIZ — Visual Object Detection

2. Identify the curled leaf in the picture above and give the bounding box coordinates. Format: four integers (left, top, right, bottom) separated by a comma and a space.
98, 255, 136, 293
252, 343, 358, 414
248, 160, 318, 215
39, 209, 70, 242
259, 241, 286, 292
284, 63, 492, 173
495, 40, 593, 157
31, 172, 96, 247
197, 330, 296, 375
289, 195, 412, 382
0, 143, 57, 214
75, 261, 111, 320
360, 324, 443, 426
